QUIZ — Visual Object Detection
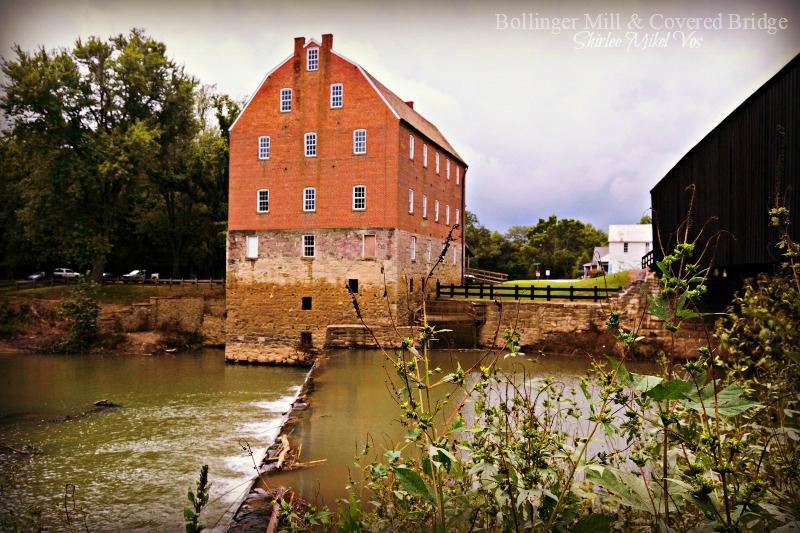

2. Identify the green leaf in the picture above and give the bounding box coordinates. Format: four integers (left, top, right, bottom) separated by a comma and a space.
632, 374, 663, 393
571, 513, 615, 533
394, 467, 435, 504
648, 294, 672, 322
429, 445, 456, 472
606, 356, 632, 385
682, 383, 761, 417
646, 379, 693, 401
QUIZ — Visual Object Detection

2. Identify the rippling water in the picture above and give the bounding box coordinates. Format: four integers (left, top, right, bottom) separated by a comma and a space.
0, 349, 307, 531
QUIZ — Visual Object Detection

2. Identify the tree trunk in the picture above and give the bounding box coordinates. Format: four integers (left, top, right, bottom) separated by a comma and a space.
91, 256, 105, 282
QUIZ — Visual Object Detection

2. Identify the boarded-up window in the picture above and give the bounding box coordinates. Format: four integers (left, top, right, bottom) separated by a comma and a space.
363, 234, 376, 259
246, 235, 258, 259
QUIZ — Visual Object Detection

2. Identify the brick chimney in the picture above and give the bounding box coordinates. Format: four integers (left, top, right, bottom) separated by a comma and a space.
322, 34, 333, 50
404, 101, 414, 109
294, 37, 305, 58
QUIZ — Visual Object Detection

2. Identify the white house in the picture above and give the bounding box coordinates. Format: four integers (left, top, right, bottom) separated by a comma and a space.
606, 224, 653, 273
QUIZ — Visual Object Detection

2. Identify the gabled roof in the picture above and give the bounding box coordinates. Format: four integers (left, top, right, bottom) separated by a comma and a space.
358, 69, 465, 164
608, 224, 653, 243
230, 39, 466, 166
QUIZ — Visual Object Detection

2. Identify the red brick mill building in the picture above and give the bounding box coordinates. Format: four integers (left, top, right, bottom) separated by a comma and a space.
225, 35, 467, 363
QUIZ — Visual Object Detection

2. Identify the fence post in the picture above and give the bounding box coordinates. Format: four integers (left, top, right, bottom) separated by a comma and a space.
436, 279, 441, 298
450, 283, 454, 298
514, 284, 519, 300
594, 286, 598, 302
530, 285, 535, 300
570, 286, 574, 301
479, 283, 484, 299
489, 284, 494, 300
546, 285, 551, 301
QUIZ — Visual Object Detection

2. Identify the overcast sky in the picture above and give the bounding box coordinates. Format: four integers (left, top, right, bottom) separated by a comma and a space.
1, 0, 798, 232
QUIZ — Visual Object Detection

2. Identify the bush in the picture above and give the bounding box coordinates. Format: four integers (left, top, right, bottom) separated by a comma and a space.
56, 279, 99, 352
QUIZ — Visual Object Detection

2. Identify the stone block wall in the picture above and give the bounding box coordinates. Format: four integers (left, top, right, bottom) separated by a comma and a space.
225, 226, 461, 364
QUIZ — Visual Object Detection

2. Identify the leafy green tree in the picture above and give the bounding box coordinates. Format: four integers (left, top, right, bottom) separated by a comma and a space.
639, 214, 652, 224
1, 29, 199, 280
518, 215, 607, 278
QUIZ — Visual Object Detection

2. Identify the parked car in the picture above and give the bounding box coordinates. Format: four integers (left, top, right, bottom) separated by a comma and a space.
26, 271, 46, 281
122, 269, 146, 282
150, 273, 160, 281
102, 272, 117, 281
53, 268, 80, 279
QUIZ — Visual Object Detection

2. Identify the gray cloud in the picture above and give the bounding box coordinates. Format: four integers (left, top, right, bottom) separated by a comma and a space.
1, 0, 798, 232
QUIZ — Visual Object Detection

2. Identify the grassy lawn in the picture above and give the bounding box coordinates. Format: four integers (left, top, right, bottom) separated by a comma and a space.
4, 283, 223, 305
499, 272, 632, 290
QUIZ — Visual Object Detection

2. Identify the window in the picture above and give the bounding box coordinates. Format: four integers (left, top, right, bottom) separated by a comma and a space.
302, 234, 315, 257
445, 204, 450, 225
353, 129, 366, 154
301, 296, 312, 310
434, 200, 440, 222
303, 187, 316, 212
347, 278, 359, 293
352, 185, 366, 210
409, 135, 414, 159
280, 88, 292, 112
456, 208, 460, 225
456, 166, 460, 185
307, 47, 319, 71
246, 235, 258, 259
623, 242, 629, 253
422, 195, 428, 218
258, 135, 270, 159
363, 234, 376, 259
427, 240, 432, 262
435, 152, 440, 174
330, 83, 343, 108
446, 160, 450, 180
304, 132, 316, 157
410, 236, 416, 261
257, 189, 269, 213
408, 188, 414, 214
423, 144, 428, 167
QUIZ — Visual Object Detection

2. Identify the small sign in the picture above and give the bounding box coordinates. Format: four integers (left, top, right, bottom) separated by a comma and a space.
545, 270, 550, 277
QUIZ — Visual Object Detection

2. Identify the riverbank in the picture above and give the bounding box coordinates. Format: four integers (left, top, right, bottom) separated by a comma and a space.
0, 287, 224, 355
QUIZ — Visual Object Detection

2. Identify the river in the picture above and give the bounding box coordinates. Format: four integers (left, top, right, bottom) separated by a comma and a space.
0, 349, 307, 530
0, 348, 656, 530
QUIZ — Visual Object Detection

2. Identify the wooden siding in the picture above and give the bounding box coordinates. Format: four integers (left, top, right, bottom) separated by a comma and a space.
651, 54, 799, 269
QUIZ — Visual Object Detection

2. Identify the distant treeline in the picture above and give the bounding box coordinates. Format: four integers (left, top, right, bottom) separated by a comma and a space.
0, 29, 239, 280
465, 212, 608, 279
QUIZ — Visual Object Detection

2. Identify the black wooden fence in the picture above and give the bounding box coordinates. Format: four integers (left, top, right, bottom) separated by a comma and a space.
436, 280, 620, 302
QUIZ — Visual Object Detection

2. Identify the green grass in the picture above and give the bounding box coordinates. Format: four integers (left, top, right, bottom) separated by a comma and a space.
499, 272, 632, 289
6, 283, 223, 305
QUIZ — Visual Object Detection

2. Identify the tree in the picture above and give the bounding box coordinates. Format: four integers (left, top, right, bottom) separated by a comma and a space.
1, 29, 199, 280
639, 214, 652, 224
519, 216, 607, 278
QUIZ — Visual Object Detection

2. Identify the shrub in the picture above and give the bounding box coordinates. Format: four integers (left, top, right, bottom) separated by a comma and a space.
56, 278, 99, 352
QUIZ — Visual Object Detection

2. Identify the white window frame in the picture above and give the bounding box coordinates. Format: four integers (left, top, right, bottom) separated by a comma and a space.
410, 235, 417, 261
434, 200, 440, 222
258, 135, 270, 160
246, 235, 259, 259
446, 160, 450, 180
304, 132, 317, 157
353, 129, 367, 155
445, 204, 450, 225
409, 135, 414, 160
302, 234, 315, 257
408, 188, 414, 214
306, 47, 319, 71
257, 189, 269, 213
352, 185, 366, 211
303, 187, 316, 212
280, 88, 292, 112
422, 194, 428, 219
456, 166, 460, 185
330, 83, 343, 108
435, 152, 440, 174
423, 144, 428, 167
